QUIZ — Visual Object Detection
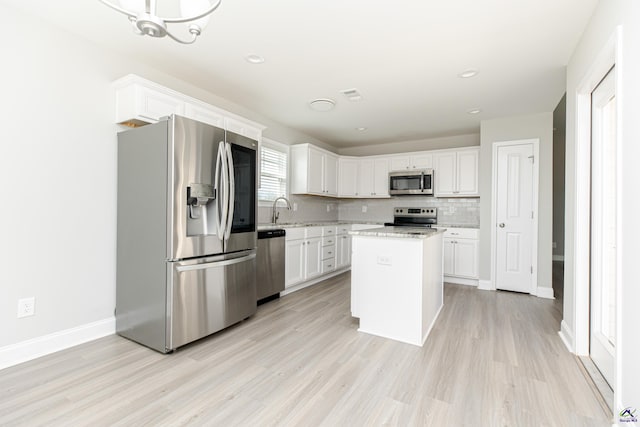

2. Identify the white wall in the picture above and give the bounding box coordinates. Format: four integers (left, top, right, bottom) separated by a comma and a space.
0, 3, 325, 350
337, 133, 479, 157
563, 0, 640, 417
479, 113, 554, 290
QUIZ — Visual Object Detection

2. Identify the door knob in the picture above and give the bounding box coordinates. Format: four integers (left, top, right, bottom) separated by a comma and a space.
499, 223, 505, 228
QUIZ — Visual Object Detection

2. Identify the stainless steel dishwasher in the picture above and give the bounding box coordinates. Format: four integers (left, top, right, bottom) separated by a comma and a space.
256, 229, 286, 304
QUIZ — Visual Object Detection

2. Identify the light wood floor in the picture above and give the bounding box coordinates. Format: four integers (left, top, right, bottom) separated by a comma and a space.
0, 274, 611, 426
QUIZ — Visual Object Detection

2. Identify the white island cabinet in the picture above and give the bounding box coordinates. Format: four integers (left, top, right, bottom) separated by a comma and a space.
350, 227, 444, 347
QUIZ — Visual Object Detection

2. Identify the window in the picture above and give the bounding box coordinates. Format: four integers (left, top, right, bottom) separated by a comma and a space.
258, 139, 289, 202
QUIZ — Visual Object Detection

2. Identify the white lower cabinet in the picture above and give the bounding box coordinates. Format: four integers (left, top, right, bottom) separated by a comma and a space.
442, 228, 479, 284
284, 224, 371, 292
285, 227, 323, 288
335, 224, 352, 269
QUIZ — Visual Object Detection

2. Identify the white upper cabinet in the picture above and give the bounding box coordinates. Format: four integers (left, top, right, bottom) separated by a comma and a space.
434, 148, 479, 197
389, 153, 433, 171
290, 144, 338, 197
292, 142, 479, 199
338, 158, 359, 197
112, 74, 265, 141
357, 158, 389, 198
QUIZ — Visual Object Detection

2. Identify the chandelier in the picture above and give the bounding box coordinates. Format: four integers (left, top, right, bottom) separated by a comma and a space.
98, 0, 222, 44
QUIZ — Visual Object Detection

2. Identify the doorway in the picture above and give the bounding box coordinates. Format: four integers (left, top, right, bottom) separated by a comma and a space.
491, 139, 539, 294
589, 67, 617, 389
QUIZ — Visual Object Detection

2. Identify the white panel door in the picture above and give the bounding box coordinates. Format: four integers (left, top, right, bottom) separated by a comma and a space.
589, 68, 616, 388
495, 144, 534, 293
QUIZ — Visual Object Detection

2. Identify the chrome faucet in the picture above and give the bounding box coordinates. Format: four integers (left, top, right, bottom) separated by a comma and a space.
271, 196, 292, 224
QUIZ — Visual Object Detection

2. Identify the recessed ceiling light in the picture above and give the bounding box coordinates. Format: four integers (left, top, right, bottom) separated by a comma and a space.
458, 69, 478, 78
309, 98, 336, 112
356, 127, 367, 131
467, 108, 482, 115
245, 54, 265, 64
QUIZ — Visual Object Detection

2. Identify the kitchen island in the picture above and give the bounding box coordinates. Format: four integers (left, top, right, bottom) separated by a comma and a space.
349, 226, 445, 346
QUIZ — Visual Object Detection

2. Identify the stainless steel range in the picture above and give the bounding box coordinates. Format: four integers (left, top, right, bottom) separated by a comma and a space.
385, 207, 438, 227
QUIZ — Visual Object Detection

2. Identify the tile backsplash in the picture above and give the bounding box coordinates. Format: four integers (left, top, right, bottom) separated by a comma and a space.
337, 196, 480, 226
258, 194, 338, 224
258, 194, 479, 227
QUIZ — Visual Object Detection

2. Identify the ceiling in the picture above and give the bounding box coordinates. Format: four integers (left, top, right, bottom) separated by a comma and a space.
7, 0, 598, 148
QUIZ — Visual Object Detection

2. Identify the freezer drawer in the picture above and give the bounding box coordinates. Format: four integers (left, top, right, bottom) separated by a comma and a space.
169, 250, 257, 350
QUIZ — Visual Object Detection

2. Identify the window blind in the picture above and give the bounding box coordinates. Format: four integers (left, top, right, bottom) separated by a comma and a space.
258, 143, 288, 201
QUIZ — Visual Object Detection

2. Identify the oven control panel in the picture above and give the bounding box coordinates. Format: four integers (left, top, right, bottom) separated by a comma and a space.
393, 207, 437, 218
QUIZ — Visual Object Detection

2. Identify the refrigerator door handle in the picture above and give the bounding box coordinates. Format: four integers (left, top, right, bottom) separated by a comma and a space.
224, 142, 235, 242
175, 253, 256, 272
215, 141, 228, 239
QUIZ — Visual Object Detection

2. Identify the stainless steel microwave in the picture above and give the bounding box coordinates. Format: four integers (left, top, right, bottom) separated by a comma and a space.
389, 169, 434, 195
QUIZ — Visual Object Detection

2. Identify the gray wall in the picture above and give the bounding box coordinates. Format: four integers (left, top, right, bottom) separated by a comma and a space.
479, 113, 554, 290
553, 95, 566, 259
337, 133, 480, 156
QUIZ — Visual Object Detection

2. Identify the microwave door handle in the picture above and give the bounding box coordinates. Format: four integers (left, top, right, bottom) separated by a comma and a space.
420, 172, 424, 192
224, 142, 235, 242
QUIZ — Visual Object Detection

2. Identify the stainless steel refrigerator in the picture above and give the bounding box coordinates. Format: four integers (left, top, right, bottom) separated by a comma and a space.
116, 115, 258, 353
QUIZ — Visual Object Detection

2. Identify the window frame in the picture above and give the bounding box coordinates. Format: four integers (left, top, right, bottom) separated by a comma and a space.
258, 137, 290, 205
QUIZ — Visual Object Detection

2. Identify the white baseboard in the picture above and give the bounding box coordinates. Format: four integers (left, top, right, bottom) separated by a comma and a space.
536, 286, 555, 299
281, 267, 350, 296
0, 317, 115, 371
558, 320, 575, 353
552, 255, 565, 262
444, 276, 478, 286
478, 279, 495, 291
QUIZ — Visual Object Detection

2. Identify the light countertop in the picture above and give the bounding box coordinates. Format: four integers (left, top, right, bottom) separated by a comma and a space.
257, 221, 383, 231
349, 226, 446, 239
258, 222, 477, 231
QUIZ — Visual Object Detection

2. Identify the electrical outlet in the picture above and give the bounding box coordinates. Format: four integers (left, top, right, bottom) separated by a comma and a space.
552, 241, 557, 249
362, 205, 368, 213
293, 203, 298, 211
326, 205, 331, 212
17, 297, 35, 318
377, 256, 392, 266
